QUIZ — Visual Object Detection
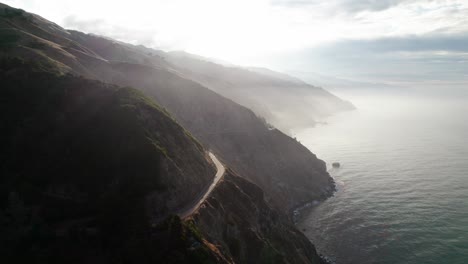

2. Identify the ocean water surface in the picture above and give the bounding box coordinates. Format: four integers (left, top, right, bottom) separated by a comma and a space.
296, 93, 468, 264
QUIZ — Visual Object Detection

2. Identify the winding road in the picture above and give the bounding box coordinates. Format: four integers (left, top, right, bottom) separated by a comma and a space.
178, 152, 225, 219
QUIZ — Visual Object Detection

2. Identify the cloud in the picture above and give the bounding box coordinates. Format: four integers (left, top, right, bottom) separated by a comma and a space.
341, 0, 417, 13
271, 0, 420, 13
262, 32, 468, 83
324, 33, 468, 53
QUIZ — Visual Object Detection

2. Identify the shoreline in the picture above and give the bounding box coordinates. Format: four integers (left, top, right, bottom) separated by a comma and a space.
291, 176, 337, 224
291, 175, 338, 264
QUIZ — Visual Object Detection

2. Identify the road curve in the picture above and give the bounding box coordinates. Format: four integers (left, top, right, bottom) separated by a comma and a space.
179, 152, 225, 219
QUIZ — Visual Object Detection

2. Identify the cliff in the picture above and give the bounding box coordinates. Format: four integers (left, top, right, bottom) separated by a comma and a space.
193, 172, 325, 264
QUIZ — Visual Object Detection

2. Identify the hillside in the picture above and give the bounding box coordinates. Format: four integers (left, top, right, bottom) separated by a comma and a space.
0, 3, 338, 263
0, 58, 223, 263
0, 57, 326, 263
0, 3, 336, 213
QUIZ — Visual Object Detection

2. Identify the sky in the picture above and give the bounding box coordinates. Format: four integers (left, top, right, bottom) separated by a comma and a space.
4, 0, 468, 85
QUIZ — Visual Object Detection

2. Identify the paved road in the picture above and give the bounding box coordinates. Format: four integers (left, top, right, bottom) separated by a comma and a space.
179, 152, 225, 219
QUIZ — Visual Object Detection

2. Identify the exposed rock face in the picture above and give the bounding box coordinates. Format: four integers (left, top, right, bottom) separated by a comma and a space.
194, 172, 325, 264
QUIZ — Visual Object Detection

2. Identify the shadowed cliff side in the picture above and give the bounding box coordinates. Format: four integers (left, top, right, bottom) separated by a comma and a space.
193, 172, 326, 264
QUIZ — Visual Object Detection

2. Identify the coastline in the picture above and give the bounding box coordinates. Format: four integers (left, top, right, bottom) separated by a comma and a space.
291, 175, 337, 224
291, 174, 338, 264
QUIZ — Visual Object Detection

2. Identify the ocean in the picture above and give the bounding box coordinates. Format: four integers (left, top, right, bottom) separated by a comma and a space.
296, 92, 468, 264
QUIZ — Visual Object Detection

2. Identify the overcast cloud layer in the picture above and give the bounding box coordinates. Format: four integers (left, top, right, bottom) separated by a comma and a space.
3, 0, 468, 84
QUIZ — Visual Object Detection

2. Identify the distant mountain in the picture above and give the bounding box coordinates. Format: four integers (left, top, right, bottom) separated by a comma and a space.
0, 1, 354, 133
0, 3, 335, 263
165, 51, 354, 133
287, 70, 402, 93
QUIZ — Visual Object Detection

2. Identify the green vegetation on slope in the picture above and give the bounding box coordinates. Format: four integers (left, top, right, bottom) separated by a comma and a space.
0, 57, 217, 263
0, 30, 20, 46
151, 215, 224, 264
0, 57, 161, 263
0, 6, 26, 19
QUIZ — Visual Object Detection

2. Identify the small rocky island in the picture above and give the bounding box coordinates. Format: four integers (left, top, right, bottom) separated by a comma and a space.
332, 162, 341, 168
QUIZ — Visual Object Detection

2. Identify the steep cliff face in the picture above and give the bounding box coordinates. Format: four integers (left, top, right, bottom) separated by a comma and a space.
72, 42, 335, 213
193, 172, 325, 264
0, 60, 216, 263
87, 61, 335, 212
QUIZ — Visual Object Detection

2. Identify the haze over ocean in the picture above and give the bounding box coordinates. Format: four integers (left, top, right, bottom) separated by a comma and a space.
297, 90, 468, 264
